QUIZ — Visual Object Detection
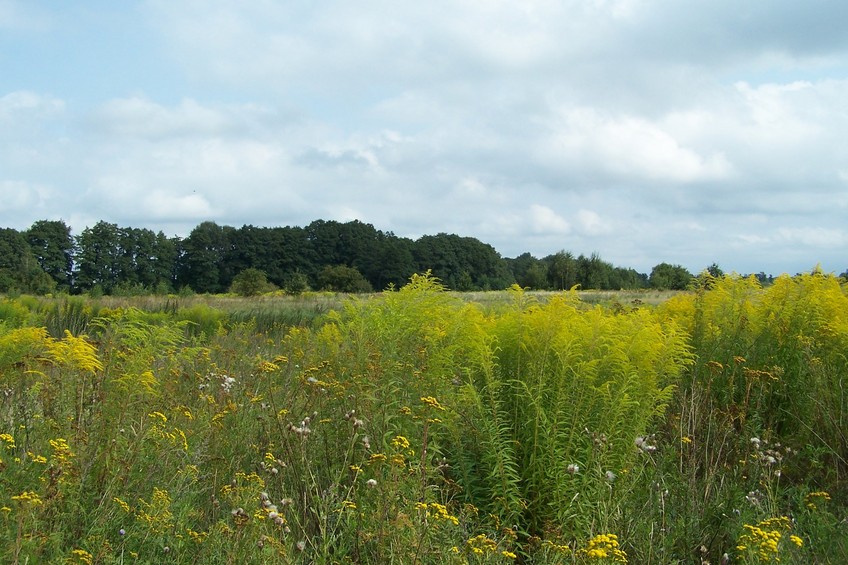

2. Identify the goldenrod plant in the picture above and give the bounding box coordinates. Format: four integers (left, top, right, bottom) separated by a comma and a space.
0, 271, 845, 562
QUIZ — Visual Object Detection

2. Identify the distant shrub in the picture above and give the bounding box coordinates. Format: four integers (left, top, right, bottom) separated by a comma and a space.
230, 268, 275, 297
317, 265, 372, 293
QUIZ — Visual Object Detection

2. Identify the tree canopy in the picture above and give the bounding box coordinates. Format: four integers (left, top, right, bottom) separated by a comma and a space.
0, 218, 764, 296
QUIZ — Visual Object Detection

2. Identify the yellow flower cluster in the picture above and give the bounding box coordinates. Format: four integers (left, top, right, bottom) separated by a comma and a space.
136, 487, 174, 535
736, 516, 792, 563
391, 435, 410, 450
415, 501, 460, 526
578, 533, 628, 563
113, 496, 131, 513
49, 438, 74, 460
420, 396, 446, 411
257, 360, 280, 373
69, 548, 94, 564
234, 471, 266, 488
368, 453, 387, 464
804, 491, 831, 510
45, 330, 103, 373
466, 533, 498, 555
0, 433, 15, 448
187, 528, 208, 544
147, 413, 189, 453
541, 539, 571, 554
11, 490, 43, 507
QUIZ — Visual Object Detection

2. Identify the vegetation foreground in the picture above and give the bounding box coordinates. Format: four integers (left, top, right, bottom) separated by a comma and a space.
0, 273, 846, 564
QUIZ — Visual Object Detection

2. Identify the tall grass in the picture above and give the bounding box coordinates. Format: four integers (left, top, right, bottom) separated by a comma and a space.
0, 273, 845, 563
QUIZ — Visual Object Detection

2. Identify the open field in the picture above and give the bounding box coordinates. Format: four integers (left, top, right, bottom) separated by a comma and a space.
0, 275, 845, 563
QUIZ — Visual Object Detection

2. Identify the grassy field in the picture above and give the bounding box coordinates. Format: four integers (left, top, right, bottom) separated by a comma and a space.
0, 275, 845, 563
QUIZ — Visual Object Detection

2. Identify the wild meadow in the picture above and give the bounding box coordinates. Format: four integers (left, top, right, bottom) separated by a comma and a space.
0, 272, 845, 564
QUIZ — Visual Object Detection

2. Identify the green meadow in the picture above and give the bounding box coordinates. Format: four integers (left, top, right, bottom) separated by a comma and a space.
0, 273, 845, 563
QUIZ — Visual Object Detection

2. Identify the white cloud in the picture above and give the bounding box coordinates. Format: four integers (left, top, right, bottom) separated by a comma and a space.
141, 191, 217, 221
456, 177, 487, 197
91, 96, 280, 140
529, 204, 571, 235
0, 180, 61, 229
576, 209, 612, 236
0, 91, 64, 120
3, 2, 848, 276
542, 107, 733, 183
0, 180, 50, 210
775, 227, 847, 248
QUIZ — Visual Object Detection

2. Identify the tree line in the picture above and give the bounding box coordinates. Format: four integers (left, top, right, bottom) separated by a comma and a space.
0, 218, 756, 296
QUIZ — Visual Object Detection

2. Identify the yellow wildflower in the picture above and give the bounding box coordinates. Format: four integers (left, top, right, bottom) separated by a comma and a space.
11, 491, 43, 508
368, 453, 387, 464
114, 497, 131, 513
420, 396, 446, 411
70, 548, 94, 564
258, 360, 280, 373
804, 491, 831, 510
148, 411, 168, 423
391, 435, 410, 450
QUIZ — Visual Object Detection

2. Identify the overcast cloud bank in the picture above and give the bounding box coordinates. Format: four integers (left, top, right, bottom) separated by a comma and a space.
1, 0, 847, 275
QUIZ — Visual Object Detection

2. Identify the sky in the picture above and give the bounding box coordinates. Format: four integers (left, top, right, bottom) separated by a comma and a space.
2, 1, 847, 276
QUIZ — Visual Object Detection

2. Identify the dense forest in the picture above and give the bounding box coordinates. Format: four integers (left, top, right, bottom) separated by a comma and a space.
0, 219, 792, 296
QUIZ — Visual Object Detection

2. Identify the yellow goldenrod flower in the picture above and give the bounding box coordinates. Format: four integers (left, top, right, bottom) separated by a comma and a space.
420, 396, 446, 411
258, 360, 280, 373
148, 411, 168, 423
113, 497, 131, 513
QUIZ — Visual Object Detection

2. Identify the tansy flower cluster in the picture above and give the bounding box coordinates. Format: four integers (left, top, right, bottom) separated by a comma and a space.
465, 534, 498, 556
577, 533, 628, 563
804, 491, 831, 511
69, 548, 93, 564
736, 516, 793, 563
11, 490, 43, 507
415, 502, 460, 526
420, 395, 446, 411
